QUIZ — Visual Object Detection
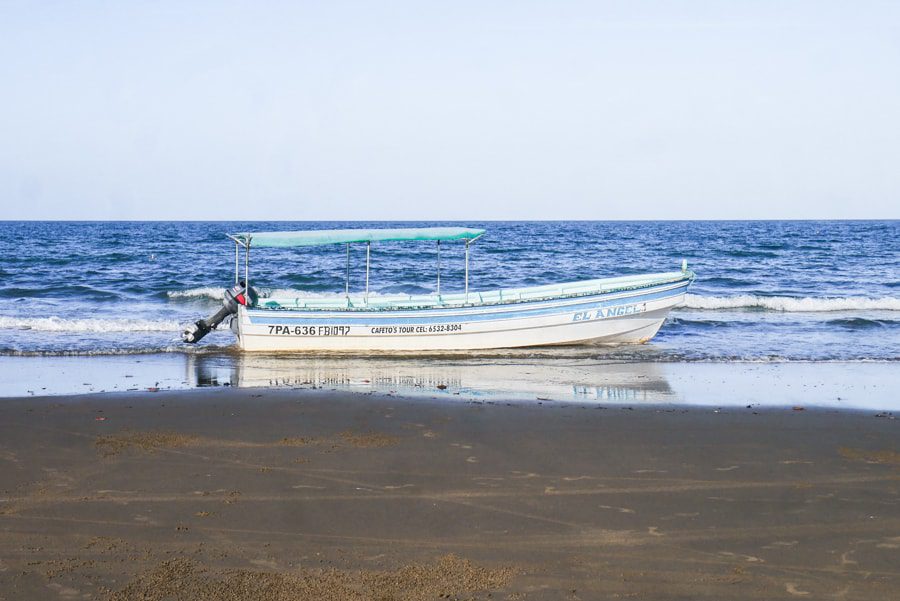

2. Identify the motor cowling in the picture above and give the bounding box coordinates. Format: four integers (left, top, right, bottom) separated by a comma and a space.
182, 283, 257, 344
227, 281, 258, 309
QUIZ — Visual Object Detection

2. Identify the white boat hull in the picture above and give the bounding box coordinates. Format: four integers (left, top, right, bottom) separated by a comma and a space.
232, 277, 690, 352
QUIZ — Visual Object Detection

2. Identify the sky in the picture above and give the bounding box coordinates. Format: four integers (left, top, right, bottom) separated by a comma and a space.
0, 1, 898, 220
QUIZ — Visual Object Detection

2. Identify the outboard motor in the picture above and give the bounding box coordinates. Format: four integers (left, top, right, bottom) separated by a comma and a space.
182, 282, 258, 344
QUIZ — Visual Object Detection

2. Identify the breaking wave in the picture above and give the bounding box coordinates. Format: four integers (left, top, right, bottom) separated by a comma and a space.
168, 287, 387, 301
0, 344, 232, 357
683, 294, 900, 312
171, 289, 900, 314
166, 287, 221, 300
0, 316, 182, 333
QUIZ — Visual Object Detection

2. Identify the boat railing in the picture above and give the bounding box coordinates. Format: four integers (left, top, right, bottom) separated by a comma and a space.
256, 270, 691, 312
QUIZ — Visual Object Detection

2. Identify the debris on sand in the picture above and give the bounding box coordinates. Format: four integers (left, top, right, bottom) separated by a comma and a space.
95, 432, 199, 456
838, 447, 900, 466
338, 430, 400, 448
106, 554, 517, 601
277, 436, 323, 447
95, 429, 400, 456
278, 431, 399, 449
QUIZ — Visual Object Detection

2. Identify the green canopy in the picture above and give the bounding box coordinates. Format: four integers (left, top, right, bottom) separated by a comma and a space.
231, 227, 485, 248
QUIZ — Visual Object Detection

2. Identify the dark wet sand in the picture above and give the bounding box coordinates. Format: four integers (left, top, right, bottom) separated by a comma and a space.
1, 389, 899, 600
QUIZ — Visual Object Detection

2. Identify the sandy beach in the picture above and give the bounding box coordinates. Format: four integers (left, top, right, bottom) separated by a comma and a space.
1, 388, 898, 600
3, 0, 898, 597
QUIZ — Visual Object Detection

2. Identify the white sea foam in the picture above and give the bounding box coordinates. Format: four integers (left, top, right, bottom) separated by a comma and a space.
172, 287, 900, 312
0, 316, 181, 333
683, 294, 900, 312
166, 287, 224, 300
168, 287, 388, 301
0, 344, 232, 357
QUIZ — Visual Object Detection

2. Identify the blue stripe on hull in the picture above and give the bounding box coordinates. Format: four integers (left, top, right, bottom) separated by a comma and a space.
245, 281, 689, 327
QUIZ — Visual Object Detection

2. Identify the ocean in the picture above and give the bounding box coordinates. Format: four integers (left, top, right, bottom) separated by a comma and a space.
1, 220, 897, 362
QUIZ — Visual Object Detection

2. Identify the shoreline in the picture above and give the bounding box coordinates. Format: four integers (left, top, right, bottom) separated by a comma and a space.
2, 387, 899, 599
3, 385, 898, 418
1, 354, 898, 411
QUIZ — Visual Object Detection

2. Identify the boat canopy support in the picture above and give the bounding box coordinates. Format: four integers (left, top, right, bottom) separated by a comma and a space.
365, 242, 370, 302
465, 240, 469, 303
226, 228, 484, 306
226, 234, 252, 291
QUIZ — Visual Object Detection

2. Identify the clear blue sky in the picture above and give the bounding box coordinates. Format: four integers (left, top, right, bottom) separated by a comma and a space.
1, 1, 898, 220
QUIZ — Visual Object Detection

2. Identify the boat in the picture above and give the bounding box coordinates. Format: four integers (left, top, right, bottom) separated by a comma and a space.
182, 227, 695, 351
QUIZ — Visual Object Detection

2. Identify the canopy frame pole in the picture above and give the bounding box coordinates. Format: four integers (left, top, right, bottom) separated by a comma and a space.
224, 234, 254, 293
234, 241, 240, 286
365, 242, 370, 304
465, 240, 469, 303
436, 241, 441, 298
345, 244, 350, 300
244, 243, 250, 292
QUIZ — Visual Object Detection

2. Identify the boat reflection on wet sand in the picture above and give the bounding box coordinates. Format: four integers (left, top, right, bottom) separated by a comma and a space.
1, 352, 894, 411
186, 352, 674, 403
183, 352, 900, 411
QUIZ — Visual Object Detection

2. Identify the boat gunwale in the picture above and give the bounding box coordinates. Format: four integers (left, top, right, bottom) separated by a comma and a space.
243, 288, 687, 331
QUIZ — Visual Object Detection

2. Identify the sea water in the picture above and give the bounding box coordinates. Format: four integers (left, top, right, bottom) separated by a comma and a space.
1, 220, 896, 361
1, 221, 898, 404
